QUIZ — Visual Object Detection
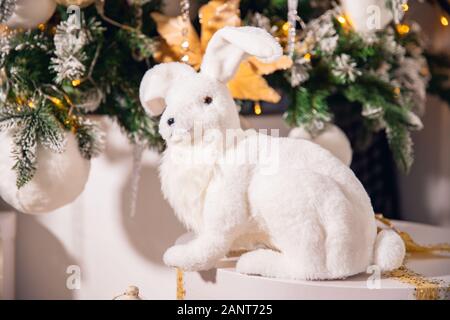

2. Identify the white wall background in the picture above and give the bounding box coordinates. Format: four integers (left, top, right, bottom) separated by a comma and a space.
14, 120, 183, 299
0, 0, 448, 300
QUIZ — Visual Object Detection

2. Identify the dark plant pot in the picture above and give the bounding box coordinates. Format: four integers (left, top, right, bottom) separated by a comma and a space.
331, 101, 400, 219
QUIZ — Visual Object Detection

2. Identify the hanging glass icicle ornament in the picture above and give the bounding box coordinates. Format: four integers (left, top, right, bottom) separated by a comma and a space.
180, 0, 190, 64
0, 67, 8, 103
129, 140, 146, 218
287, 0, 298, 59
74, 87, 103, 112
0, 0, 16, 24
287, 0, 309, 88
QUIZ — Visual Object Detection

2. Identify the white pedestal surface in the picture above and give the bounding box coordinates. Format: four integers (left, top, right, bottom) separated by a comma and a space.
176, 220, 450, 299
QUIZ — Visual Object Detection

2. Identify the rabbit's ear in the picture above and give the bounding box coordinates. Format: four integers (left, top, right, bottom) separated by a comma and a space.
139, 62, 195, 116
201, 26, 282, 83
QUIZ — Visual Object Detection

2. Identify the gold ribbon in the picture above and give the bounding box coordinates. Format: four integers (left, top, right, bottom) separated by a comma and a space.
385, 266, 449, 300
176, 268, 186, 300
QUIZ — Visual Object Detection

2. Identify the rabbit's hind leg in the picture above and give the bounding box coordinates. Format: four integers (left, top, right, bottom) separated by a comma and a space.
236, 250, 331, 280
236, 249, 285, 278
236, 220, 330, 280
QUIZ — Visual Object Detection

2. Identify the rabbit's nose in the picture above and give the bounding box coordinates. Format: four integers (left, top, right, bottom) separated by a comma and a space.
167, 118, 175, 126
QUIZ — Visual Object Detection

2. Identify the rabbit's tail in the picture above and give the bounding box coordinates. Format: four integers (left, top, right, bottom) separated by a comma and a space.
372, 229, 405, 272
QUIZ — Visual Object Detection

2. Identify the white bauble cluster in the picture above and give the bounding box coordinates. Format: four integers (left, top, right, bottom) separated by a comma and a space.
289, 124, 353, 166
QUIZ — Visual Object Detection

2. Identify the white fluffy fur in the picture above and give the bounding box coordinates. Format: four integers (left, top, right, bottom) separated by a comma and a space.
201, 26, 282, 82
139, 26, 405, 280
0, 131, 90, 214
139, 62, 195, 116
373, 229, 406, 271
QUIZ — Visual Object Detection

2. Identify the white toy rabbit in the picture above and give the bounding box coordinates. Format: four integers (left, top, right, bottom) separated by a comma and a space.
139, 26, 405, 280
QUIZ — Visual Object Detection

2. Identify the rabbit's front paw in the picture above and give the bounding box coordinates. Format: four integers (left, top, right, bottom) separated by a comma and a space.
163, 244, 215, 271
163, 245, 189, 268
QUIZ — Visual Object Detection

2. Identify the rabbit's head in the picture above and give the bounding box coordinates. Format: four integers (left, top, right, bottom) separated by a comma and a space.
139, 26, 282, 144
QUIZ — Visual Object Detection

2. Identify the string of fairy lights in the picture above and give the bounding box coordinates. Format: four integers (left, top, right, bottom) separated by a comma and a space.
1, 16, 88, 132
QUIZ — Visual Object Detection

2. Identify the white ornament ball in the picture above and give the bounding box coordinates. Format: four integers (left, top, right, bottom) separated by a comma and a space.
54, 0, 96, 8
4, 0, 56, 29
340, 0, 393, 33
0, 130, 90, 214
289, 124, 353, 166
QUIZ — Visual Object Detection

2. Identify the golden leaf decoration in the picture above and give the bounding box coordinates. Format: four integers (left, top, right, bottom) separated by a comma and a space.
151, 0, 292, 103
228, 56, 292, 102
151, 12, 203, 69
199, 0, 241, 50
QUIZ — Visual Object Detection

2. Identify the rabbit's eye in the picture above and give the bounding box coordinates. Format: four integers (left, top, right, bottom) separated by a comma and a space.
203, 96, 213, 105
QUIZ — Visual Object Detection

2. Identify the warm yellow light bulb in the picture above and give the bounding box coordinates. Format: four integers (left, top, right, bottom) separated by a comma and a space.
337, 15, 347, 25
281, 22, 290, 37
401, 3, 409, 12
396, 24, 410, 35
254, 102, 262, 115
38, 23, 45, 32
49, 97, 64, 108
27, 100, 35, 108
71, 79, 81, 87
441, 16, 449, 27
303, 53, 312, 62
